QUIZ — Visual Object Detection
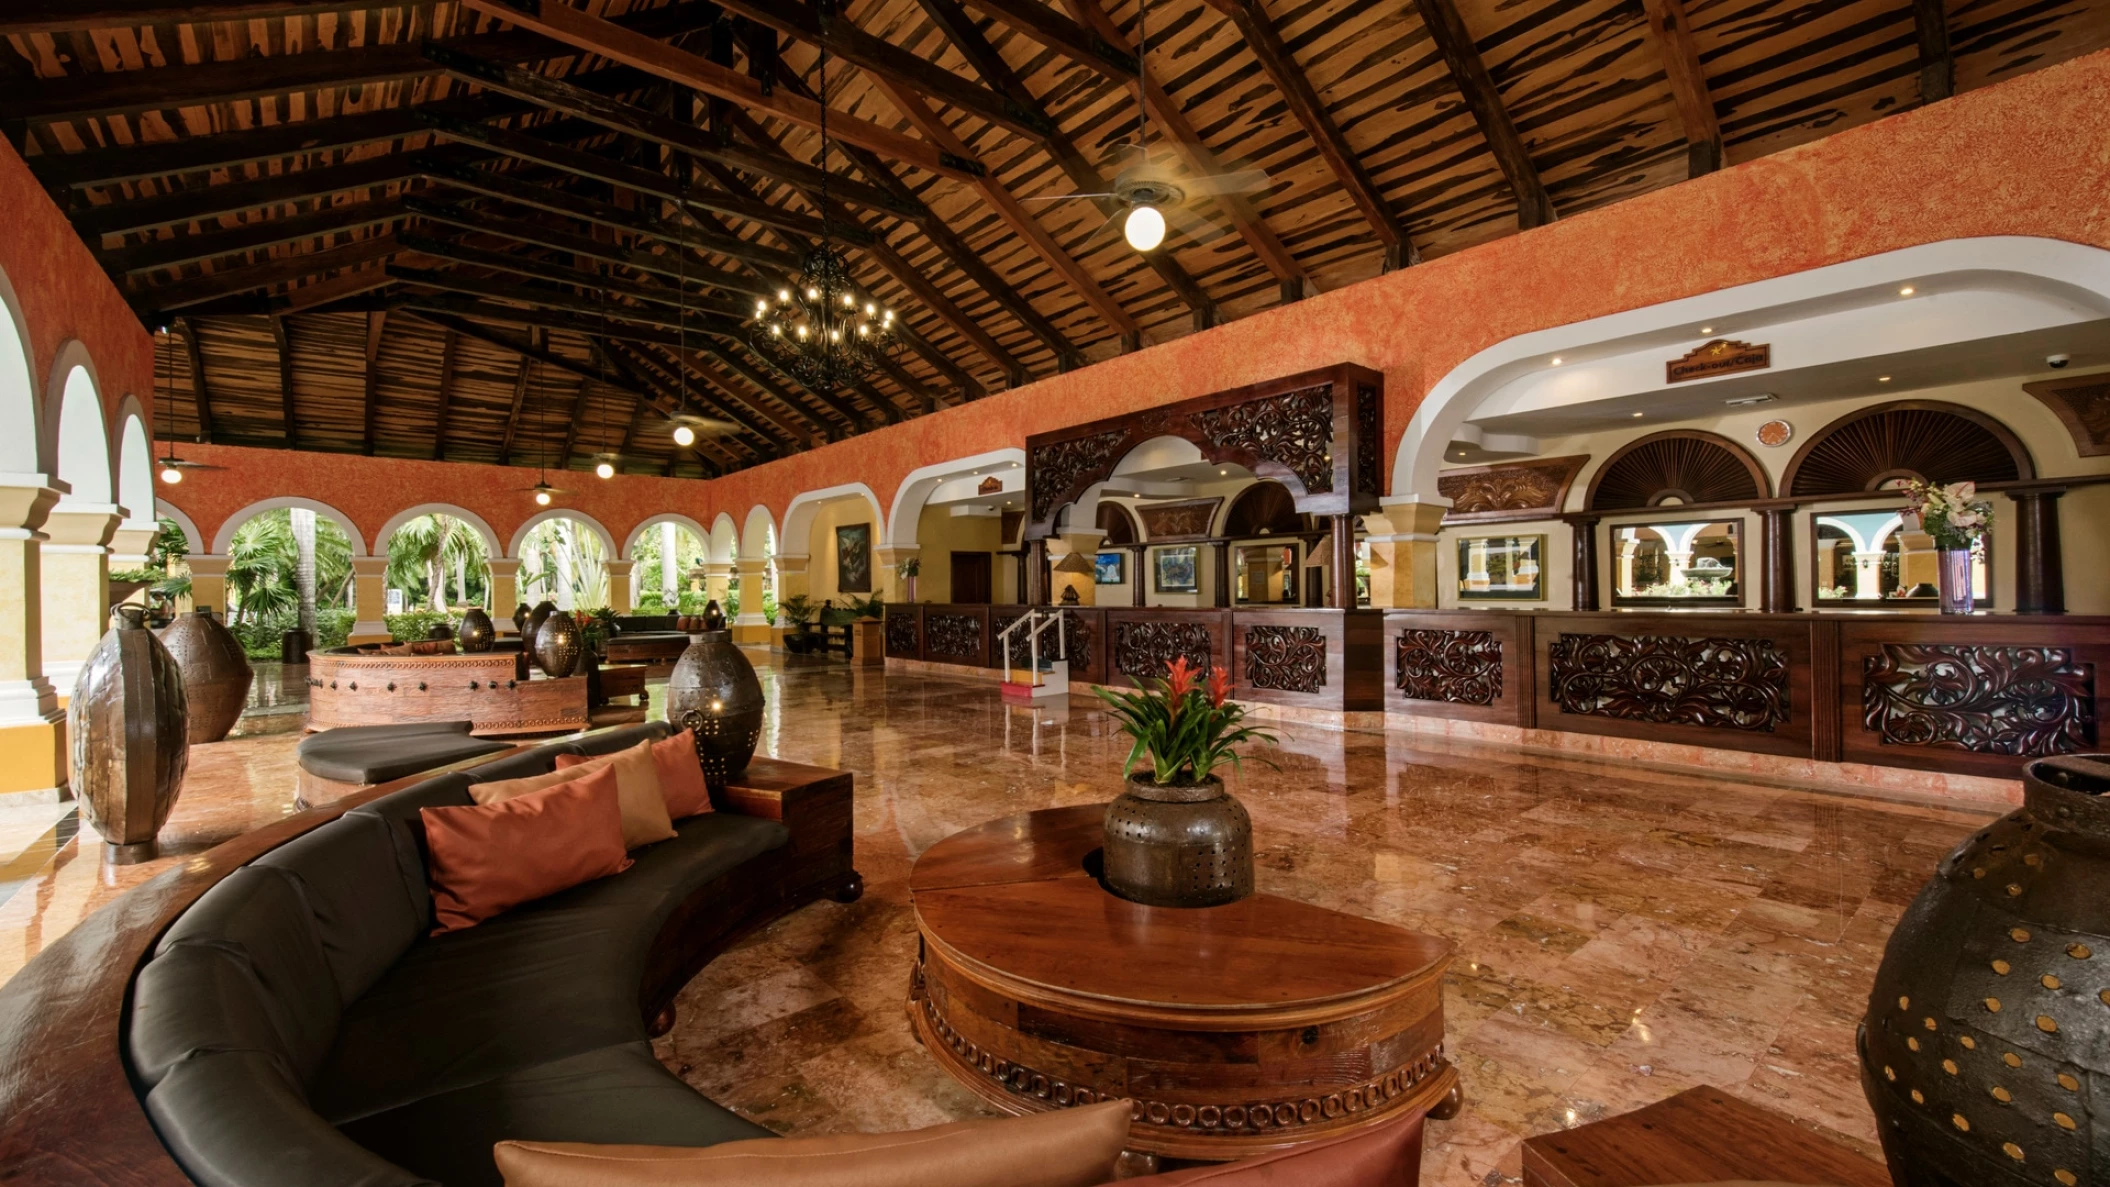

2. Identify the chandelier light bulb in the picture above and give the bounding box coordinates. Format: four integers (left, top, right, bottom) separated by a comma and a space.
534, 489, 552, 506
672, 424, 697, 447
159, 465, 182, 484
595, 461, 615, 479
797, 325, 808, 340
779, 289, 791, 302
841, 293, 854, 307
829, 329, 841, 342
806, 287, 819, 300
1124, 204, 1166, 252
755, 300, 767, 316
865, 302, 876, 315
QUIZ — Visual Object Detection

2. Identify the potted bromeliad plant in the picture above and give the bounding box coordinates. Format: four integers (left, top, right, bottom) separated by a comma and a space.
1093, 656, 1277, 907
1902, 479, 1993, 613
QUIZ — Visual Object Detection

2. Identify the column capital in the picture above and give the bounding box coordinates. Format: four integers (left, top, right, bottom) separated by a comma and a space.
350, 556, 390, 577
774, 553, 810, 574
603, 558, 637, 575
41, 503, 124, 550
0, 481, 62, 537
486, 557, 523, 577
185, 552, 232, 577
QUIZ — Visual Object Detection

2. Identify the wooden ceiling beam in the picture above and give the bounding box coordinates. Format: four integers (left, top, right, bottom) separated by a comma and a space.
873, 76, 1144, 345
601, 340, 786, 456
271, 314, 295, 448
1913, 0, 1953, 104
396, 291, 736, 349
0, 2, 429, 35
596, 343, 755, 470
496, 342, 534, 467
175, 317, 213, 444
99, 197, 406, 276
387, 263, 750, 332
413, 311, 664, 408
1203, 0, 1415, 267
74, 144, 477, 240
458, 0, 984, 182
402, 196, 765, 297
705, 0, 1052, 142
399, 232, 742, 316
131, 233, 399, 316
361, 311, 387, 456
1065, 0, 1308, 288
35, 105, 433, 191
434, 328, 459, 461
956, 0, 1137, 81
1639, 0, 1723, 177
697, 337, 871, 435
660, 345, 823, 450
556, 371, 595, 469
918, 0, 1217, 323
1409, 0, 1556, 229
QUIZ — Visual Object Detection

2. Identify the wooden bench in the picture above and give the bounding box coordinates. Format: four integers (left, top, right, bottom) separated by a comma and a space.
1521, 1088, 1892, 1187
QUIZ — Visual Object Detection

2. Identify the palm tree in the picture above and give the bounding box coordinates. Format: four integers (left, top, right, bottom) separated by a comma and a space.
291, 507, 317, 639
226, 510, 353, 624
386, 514, 488, 610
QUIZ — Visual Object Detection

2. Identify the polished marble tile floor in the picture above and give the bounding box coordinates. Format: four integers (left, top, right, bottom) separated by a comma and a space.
0, 657, 1994, 1184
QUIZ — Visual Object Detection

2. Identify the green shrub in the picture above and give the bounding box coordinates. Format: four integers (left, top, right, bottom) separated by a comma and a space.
385, 608, 457, 643
677, 590, 713, 615
228, 607, 353, 660
636, 594, 669, 615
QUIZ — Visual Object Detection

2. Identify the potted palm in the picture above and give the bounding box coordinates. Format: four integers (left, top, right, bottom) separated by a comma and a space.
1094, 657, 1276, 907
778, 594, 822, 654
821, 594, 886, 666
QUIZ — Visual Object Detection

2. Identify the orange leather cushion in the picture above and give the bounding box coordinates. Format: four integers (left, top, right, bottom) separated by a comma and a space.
493, 1099, 1130, 1187
555, 735, 708, 820
1117, 1107, 1423, 1186
421, 765, 631, 935
510, 740, 676, 849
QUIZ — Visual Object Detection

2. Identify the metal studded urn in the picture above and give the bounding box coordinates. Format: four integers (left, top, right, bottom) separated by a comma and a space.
1860, 753, 2110, 1187
69, 606, 189, 864
666, 599, 764, 788
532, 609, 582, 678
526, 600, 557, 643
158, 606, 253, 744
512, 602, 531, 637
1103, 775, 1254, 907
458, 607, 496, 653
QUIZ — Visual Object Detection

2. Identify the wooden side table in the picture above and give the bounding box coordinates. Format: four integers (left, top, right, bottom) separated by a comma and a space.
1521, 1087, 1893, 1187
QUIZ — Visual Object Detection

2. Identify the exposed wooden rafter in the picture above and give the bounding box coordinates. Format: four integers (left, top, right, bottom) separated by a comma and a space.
1913, 0, 1954, 104
1639, 0, 1724, 177
176, 317, 213, 444
1409, 0, 1556, 229
271, 315, 295, 448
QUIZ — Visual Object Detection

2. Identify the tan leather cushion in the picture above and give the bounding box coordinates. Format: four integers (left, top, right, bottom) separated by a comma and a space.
493, 1099, 1130, 1187
472, 740, 676, 849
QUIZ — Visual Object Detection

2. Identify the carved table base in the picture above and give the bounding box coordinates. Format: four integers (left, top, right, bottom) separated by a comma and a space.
906, 805, 1458, 1162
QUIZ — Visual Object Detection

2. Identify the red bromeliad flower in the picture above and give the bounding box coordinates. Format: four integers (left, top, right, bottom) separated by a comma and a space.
1207, 665, 1232, 708
1163, 655, 1199, 703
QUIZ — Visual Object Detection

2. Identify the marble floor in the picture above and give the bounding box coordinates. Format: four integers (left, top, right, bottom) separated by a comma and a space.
0, 656, 1996, 1184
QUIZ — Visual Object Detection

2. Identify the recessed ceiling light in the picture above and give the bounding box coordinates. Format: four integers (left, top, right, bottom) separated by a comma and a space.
1550, 357, 1564, 366
1878, 375, 1893, 382
1699, 326, 1715, 334
1632, 411, 1645, 418
1899, 286, 1916, 297
1218, 468, 1227, 475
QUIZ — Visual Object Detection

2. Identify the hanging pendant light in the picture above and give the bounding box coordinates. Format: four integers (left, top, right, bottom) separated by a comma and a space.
1123, 205, 1166, 252
750, 41, 897, 394
155, 328, 186, 483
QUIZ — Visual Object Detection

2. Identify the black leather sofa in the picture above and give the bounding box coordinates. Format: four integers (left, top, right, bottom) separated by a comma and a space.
125, 721, 857, 1187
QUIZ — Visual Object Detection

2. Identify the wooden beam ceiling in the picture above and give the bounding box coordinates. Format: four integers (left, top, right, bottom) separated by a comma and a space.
1409, 0, 1557, 229
1640, 0, 1724, 177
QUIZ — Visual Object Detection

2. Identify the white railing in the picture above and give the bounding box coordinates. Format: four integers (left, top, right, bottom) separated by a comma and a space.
996, 608, 1067, 685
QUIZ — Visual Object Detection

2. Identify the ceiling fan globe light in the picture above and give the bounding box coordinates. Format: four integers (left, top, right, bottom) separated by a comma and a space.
534, 489, 552, 506
672, 424, 697, 447
1124, 204, 1166, 252
595, 461, 615, 479
159, 466, 182, 485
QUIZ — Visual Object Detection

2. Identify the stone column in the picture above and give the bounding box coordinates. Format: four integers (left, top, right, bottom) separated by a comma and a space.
0, 480, 64, 797
1759, 507, 1796, 613
108, 518, 159, 614
2012, 488, 2066, 614
186, 553, 230, 622
487, 558, 522, 624
775, 553, 810, 603
40, 503, 123, 697
874, 546, 920, 604
348, 556, 391, 644
1571, 517, 1602, 611
732, 557, 771, 644
603, 559, 635, 613
702, 561, 732, 608
1852, 551, 1885, 601
1363, 495, 1449, 609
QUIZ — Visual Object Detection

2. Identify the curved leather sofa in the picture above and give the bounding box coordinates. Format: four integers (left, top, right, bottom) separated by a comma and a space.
0, 722, 857, 1187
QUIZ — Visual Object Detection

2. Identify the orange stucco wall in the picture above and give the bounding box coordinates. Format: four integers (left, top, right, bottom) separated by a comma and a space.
155, 46, 2110, 556
0, 137, 155, 457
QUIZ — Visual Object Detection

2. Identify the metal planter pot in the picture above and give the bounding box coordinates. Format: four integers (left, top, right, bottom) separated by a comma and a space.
532, 610, 583, 678
159, 607, 253, 744
666, 602, 764, 788
458, 607, 496, 653
1102, 775, 1254, 908
69, 607, 190, 863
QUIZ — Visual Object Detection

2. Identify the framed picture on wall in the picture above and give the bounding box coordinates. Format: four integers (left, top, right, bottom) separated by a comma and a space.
835, 523, 872, 593
1153, 545, 1199, 594
1095, 551, 1126, 584
1455, 535, 1544, 601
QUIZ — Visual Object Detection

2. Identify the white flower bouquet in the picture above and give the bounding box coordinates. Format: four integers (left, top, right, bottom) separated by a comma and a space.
1903, 479, 1993, 551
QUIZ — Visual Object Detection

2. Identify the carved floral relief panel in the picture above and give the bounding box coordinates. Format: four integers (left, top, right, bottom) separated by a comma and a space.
1243, 625, 1327, 693
1395, 629, 1503, 706
1187, 386, 1336, 495
924, 614, 984, 660
885, 611, 919, 657
1115, 620, 1216, 679
1863, 644, 2095, 756
1549, 633, 1790, 732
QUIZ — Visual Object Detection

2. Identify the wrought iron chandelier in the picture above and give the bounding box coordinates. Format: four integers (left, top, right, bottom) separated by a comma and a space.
750, 41, 896, 393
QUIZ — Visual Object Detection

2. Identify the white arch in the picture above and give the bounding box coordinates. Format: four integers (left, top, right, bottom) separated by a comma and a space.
507, 507, 617, 560
374, 503, 502, 558
114, 399, 153, 525
48, 349, 111, 506
784, 482, 885, 556
739, 504, 777, 557
0, 266, 38, 477
622, 512, 710, 558
885, 447, 1025, 549
211, 496, 370, 556
155, 499, 204, 554
1396, 236, 2110, 501
707, 512, 739, 563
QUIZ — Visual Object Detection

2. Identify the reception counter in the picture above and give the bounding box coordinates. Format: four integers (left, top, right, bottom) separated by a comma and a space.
305, 648, 590, 736
885, 603, 2105, 780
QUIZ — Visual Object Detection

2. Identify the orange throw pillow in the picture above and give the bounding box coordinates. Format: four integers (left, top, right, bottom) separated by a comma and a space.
493, 1099, 1130, 1187
650, 730, 712, 818
517, 741, 678, 849
420, 765, 631, 935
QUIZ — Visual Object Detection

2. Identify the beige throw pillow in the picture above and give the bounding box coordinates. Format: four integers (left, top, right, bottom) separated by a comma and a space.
493, 1100, 1130, 1187
470, 741, 676, 850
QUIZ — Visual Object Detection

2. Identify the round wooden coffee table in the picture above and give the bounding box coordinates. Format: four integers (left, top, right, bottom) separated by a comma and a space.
907, 805, 1459, 1166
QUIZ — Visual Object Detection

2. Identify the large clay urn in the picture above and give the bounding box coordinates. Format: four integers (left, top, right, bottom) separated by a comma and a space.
69, 606, 189, 864
532, 610, 582, 678
1860, 753, 2110, 1187
458, 607, 496, 653
158, 606, 253, 744
666, 599, 763, 788
1102, 776, 1254, 908
526, 600, 557, 644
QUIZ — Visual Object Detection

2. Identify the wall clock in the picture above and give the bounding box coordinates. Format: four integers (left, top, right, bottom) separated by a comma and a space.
1756, 419, 1793, 448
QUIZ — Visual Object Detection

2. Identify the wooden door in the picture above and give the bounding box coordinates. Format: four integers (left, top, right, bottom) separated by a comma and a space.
951, 552, 993, 604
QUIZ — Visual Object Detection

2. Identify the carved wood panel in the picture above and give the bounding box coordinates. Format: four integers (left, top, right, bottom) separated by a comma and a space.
1138, 498, 1223, 542
1189, 385, 1336, 495
1549, 633, 1790, 732
924, 613, 984, 660
1243, 625, 1326, 693
1355, 385, 1381, 500
1029, 429, 1130, 522
885, 610, 920, 658
2024, 376, 2110, 457
1863, 644, 2095, 756
1115, 620, 1217, 679
1395, 629, 1503, 705
1438, 455, 1589, 522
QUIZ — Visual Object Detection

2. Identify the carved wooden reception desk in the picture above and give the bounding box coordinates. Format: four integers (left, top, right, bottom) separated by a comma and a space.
305, 648, 590, 735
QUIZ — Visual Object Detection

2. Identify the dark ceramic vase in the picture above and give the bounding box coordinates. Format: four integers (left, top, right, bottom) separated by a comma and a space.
458, 607, 496, 653
69, 606, 189, 864
512, 602, 531, 637
1102, 775, 1254, 908
158, 607, 252, 744
526, 600, 557, 643
1860, 753, 2110, 1187
532, 610, 582, 678
666, 599, 762, 787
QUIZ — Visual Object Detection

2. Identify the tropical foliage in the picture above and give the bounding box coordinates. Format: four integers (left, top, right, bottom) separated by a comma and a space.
226, 510, 352, 624
230, 607, 354, 659
519, 518, 607, 609
1093, 657, 1277, 786
385, 513, 488, 611
630, 523, 707, 604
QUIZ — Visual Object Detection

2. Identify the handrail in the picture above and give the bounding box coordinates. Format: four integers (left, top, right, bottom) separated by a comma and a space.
996, 608, 1066, 685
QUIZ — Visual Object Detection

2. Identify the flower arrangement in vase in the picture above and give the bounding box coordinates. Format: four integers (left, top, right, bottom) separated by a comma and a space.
1902, 479, 1993, 613
1092, 657, 1277, 907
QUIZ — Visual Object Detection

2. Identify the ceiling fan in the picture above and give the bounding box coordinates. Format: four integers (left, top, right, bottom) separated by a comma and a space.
663, 410, 740, 449
1022, 0, 1270, 253
152, 328, 220, 484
